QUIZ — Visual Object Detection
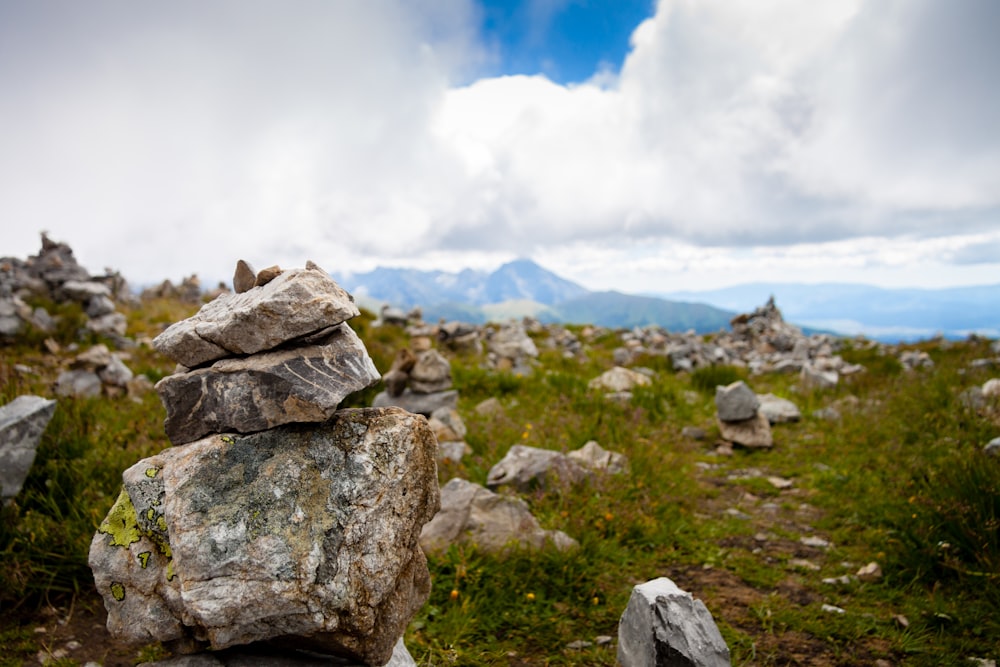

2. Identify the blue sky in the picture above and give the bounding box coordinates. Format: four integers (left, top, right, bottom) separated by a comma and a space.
1, 0, 998, 293
476, 0, 654, 83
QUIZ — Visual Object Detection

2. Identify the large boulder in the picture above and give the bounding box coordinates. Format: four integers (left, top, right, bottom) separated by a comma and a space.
420, 478, 577, 555
89, 407, 439, 667
153, 266, 359, 368
0, 396, 57, 502
156, 323, 379, 445
618, 577, 731, 667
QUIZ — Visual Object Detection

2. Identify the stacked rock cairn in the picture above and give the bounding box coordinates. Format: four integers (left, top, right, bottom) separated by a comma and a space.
88, 261, 441, 666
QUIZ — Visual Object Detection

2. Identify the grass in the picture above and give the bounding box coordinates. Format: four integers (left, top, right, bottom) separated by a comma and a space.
1, 300, 999, 665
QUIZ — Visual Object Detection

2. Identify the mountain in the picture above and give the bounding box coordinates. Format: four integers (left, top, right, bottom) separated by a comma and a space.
336, 259, 732, 332
660, 283, 1000, 341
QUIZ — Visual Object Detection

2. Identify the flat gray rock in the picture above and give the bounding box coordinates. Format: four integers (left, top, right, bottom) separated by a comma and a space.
420, 478, 577, 555
156, 323, 379, 444
90, 408, 439, 667
618, 577, 731, 667
717, 413, 773, 448
372, 389, 458, 417
486, 444, 590, 492
408, 349, 452, 394
153, 267, 359, 368
757, 393, 801, 424
0, 395, 57, 500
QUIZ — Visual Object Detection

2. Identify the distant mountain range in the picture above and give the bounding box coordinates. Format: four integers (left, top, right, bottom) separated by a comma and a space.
334, 259, 735, 333
334, 260, 1000, 341
660, 283, 1000, 341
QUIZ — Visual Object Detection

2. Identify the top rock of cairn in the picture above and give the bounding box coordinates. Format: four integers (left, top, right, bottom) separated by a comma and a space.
153, 260, 359, 368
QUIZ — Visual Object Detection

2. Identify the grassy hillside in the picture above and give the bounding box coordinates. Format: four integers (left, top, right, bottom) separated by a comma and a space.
1, 295, 999, 666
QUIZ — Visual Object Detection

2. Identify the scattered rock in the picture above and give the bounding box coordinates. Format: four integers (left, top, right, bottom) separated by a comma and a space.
588, 366, 651, 393
486, 444, 590, 492
617, 577, 731, 667
566, 440, 629, 474
0, 396, 57, 502
373, 389, 458, 418
856, 562, 883, 582
984, 437, 1000, 456
55, 369, 103, 398
757, 393, 801, 424
801, 365, 839, 390
420, 478, 577, 555
715, 381, 759, 422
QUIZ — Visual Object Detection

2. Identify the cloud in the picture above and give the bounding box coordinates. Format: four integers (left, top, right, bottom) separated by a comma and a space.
0, 0, 998, 289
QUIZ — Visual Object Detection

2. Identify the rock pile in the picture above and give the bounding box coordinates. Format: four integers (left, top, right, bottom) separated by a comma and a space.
1, 233, 131, 341
373, 346, 458, 418
715, 381, 773, 448
89, 262, 440, 666
485, 320, 539, 373
54, 343, 148, 399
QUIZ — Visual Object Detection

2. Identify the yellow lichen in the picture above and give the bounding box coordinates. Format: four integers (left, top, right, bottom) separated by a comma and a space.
98, 488, 141, 548
138, 551, 151, 569
145, 467, 159, 478
110, 582, 126, 602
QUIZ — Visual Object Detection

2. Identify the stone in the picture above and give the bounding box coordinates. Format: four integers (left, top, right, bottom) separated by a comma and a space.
983, 437, 1000, 456
372, 389, 458, 418
567, 440, 629, 475
232, 260, 256, 294
420, 478, 577, 555
486, 444, 590, 492
153, 267, 360, 368
757, 393, 801, 424
717, 413, 773, 448
856, 562, 883, 582
155, 323, 380, 444
55, 369, 103, 397
681, 426, 706, 440
139, 638, 416, 665
715, 381, 759, 422
428, 407, 466, 441
436, 440, 472, 464
89, 407, 439, 666
0, 396, 57, 501
407, 349, 452, 394
0, 298, 24, 336
86, 294, 117, 318
474, 397, 504, 417
59, 280, 111, 302
99, 355, 135, 388
253, 265, 283, 287
617, 577, 731, 667
588, 366, 652, 393
88, 312, 128, 337
74, 344, 114, 370
801, 365, 838, 390
488, 322, 538, 364
983, 378, 1000, 398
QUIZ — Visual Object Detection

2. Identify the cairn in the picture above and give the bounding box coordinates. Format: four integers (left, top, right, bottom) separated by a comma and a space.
89, 261, 440, 666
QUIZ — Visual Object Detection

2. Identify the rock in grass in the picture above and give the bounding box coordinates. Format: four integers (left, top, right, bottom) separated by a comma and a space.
717, 413, 773, 448
0, 395, 57, 501
618, 577, 731, 667
420, 478, 577, 555
89, 407, 439, 666
153, 266, 359, 368
588, 366, 651, 392
155, 323, 379, 445
756, 393, 801, 424
715, 381, 759, 422
486, 444, 590, 492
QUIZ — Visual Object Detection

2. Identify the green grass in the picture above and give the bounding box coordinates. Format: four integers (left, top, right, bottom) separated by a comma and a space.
2, 300, 999, 665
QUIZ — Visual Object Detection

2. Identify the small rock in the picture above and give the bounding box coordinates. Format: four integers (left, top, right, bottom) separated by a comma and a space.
800, 535, 832, 549
821, 604, 846, 614
232, 259, 256, 294
757, 393, 801, 424
595, 635, 613, 646
254, 264, 283, 287
856, 561, 883, 582
822, 575, 855, 585
892, 614, 910, 628
55, 369, 102, 397
588, 366, 651, 392
715, 381, 759, 422
767, 476, 793, 489
788, 559, 821, 571
681, 425, 706, 440
566, 640, 592, 650
984, 437, 1000, 456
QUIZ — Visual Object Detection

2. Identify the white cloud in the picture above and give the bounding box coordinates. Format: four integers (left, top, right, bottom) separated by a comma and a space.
0, 0, 997, 290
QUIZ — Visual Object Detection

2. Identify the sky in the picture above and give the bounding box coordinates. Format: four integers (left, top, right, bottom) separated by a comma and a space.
1, 0, 998, 293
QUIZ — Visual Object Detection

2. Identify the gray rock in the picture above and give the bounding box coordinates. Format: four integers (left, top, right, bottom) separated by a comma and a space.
681, 426, 707, 440
86, 295, 117, 318
0, 396, 57, 500
486, 444, 590, 492
156, 323, 379, 444
488, 322, 539, 364
420, 478, 577, 555
717, 413, 773, 448
715, 381, 759, 422
588, 366, 651, 392
139, 638, 416, 665
428, 407, 467, 442
153, 267, 359, 368
473, 397, 504, 417
372, 389, 458, 418
800, 365, 838, 390
99, 355, 135, 388
87, 312, 128, 337
74, 344, 114, 370
55, 369, 103, 397
757, 393, 801, 424
567, 440, 629, 474
0, 297, 24, 336
983, 437, 1000, 456
408, 349, 452, 394
436, 440, 472, 464
60, 280, 111, 302
90, 407, 439, 666
618, 577, 731, 667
